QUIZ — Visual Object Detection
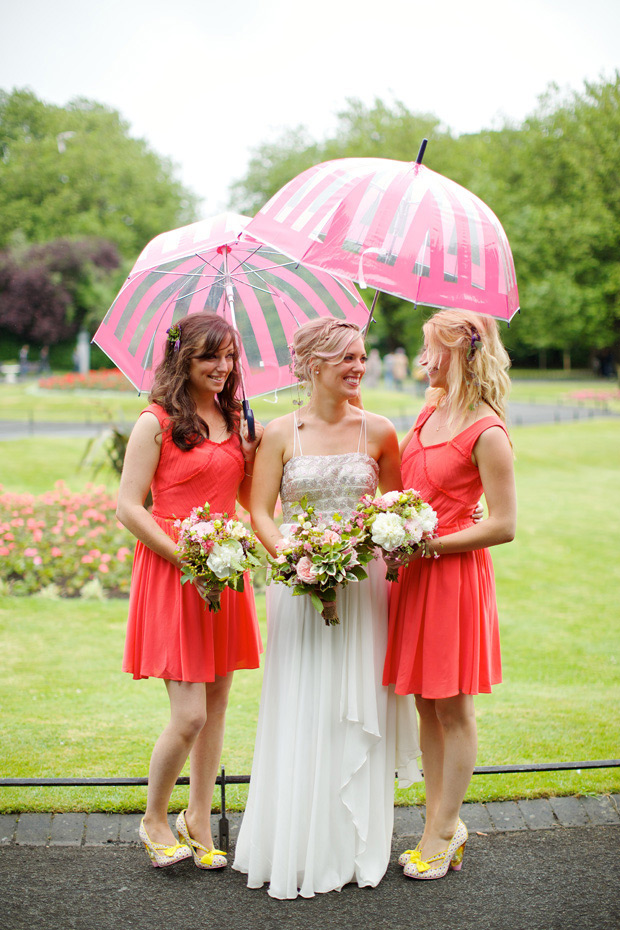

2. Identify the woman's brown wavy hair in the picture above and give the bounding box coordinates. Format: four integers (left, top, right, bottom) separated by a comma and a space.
149, 312, 242, 450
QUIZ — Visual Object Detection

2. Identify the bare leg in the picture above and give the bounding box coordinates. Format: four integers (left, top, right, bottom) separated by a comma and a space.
415, 696, 444, 843
142, 680, 208, 846
184, 672, 234, 850
418, 694, 477, 860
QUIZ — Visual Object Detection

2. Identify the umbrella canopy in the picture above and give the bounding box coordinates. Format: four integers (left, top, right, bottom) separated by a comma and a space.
92, 213, 370, 396
247, 156, 519, 323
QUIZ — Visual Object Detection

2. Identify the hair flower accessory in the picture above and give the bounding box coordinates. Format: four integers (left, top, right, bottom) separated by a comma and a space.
467, 329, 482, 359
166, 323, 181, 352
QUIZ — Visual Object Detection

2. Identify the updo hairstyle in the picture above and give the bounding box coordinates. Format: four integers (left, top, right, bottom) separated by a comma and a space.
292, 318, 363, 383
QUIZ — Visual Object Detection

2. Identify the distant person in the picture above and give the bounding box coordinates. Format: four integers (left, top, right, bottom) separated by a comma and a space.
365, 347, 382, 387
19, 345, 29, 378
384, 309, 516, 881
116, 312, 263, 871
38, 346, 51, 374
383, 351, 394, 389
412, 352, 428, 395
391, 347, 409, 390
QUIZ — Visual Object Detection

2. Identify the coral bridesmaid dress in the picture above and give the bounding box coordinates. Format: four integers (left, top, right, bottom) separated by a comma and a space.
383, 406, 506, 698
122, 403, 262, 682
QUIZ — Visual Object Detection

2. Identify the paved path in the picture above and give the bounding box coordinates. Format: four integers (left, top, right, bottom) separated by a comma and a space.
2, 797, 619, 929
0, 400, 618, 441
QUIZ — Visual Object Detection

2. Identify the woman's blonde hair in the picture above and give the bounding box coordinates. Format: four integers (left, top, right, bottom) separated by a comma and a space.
291, 318, 363, 382
423, 309, 511, 431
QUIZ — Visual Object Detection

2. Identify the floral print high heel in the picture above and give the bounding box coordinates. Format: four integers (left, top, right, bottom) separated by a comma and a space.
139, 818, 192, 868
403, 819, 468, 880
176, 809, 227, 869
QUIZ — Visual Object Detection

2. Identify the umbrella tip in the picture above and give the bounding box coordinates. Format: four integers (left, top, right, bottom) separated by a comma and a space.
416, 139, 428, 165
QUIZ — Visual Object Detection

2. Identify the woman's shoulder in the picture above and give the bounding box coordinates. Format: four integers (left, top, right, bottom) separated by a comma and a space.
262, 411, 296, 442
470, 403, 507, 432
140, 402, 167, 424
363, 409, 397, 438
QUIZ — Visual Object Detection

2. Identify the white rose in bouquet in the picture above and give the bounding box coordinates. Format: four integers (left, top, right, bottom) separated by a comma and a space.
207, 539, 245, 579
371, 512, 407, 551
417, 503, 438, 535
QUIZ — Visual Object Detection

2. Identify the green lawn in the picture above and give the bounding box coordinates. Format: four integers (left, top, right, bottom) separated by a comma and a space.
1, 418, 619, 812
2, 372, 618, 427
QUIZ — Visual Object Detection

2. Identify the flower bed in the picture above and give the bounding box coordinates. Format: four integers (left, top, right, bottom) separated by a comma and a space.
38, 370, 135, 392
568, 388, 620, 403
0, 482, 135, 597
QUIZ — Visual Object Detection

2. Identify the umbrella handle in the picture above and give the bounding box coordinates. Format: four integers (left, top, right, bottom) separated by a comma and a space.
242, 399, 256, 442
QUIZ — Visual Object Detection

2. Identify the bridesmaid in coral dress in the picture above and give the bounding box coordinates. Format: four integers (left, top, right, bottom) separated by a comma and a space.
383, 309, 517, 881
117, 312, 263, 870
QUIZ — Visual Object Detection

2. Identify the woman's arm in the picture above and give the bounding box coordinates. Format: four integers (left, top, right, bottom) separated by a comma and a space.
249, 419, 288, 557
237, 415, 264, 511
369, 415, 403, 494
116, 412, 180, 566
398, 423, 416, 459
427, 426, 516, 556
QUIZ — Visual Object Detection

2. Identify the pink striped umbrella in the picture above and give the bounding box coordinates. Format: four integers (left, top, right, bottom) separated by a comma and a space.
92, 213, 370, 399
247, 150, 519, 323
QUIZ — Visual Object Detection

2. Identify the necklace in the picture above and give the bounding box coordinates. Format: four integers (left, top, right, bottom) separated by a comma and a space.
433, 406, 449, 431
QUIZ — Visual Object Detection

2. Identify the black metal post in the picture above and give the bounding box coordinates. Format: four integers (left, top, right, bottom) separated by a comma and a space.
218, 765, 229, 853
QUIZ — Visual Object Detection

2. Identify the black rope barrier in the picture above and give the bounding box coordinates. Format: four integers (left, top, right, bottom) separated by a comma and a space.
2, 760, 618, 853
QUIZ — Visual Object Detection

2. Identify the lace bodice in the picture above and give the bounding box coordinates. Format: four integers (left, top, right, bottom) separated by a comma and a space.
281, 453, 379, 523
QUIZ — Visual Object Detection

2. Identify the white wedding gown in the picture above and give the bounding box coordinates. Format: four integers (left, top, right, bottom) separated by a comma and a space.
233, 418, 421, 899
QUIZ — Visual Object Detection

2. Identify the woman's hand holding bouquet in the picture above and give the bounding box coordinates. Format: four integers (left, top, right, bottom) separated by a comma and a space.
356, 489, 438, 581
175, 502, 261, 611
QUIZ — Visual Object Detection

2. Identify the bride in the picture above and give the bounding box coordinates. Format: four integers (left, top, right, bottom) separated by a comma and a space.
233, 318, 421, 899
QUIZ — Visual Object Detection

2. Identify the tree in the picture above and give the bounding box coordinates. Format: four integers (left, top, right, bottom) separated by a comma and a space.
0, 238, 122, 344
229, 81, 620, 367
0, 89, 198, 259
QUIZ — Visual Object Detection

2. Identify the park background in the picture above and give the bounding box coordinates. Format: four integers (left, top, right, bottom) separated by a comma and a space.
1, 0, 619, 815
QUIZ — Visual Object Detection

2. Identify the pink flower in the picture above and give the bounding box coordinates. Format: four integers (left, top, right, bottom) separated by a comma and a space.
33, 556, 42, 565
0, 546, 9, 556
81, 555, 94, 564
321, 529, 341, 545
24, 547, 38, 557
296, 556, 319, 584
98, 563, 109, 573
51, 547, 62, 557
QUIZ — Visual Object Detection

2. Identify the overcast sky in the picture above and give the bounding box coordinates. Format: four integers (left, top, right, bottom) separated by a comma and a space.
1, 0, 619, 218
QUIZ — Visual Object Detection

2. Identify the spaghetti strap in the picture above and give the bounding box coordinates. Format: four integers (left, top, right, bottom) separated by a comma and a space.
293, 413, 303, 457
356, 412, 368, 454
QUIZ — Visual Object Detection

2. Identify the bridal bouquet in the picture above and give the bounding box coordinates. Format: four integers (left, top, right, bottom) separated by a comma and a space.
267, 497, 372, 625
175, 502, 261, 611
356, 489, 438, 581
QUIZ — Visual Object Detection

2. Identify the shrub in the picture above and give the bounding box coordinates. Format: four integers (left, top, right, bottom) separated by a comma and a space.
0, 481, 135, 597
